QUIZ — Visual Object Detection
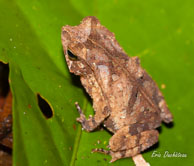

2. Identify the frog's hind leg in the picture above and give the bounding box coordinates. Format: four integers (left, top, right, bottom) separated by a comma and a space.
92, 129, 158, 162
155, 90, 173, 123
92, 147, 141, 163
92, 147, 138, 163
108, 129, 159, 162
142, 73, 173, 123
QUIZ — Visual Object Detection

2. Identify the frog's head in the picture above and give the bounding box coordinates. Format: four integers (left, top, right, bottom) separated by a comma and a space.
61, 16, 101, 76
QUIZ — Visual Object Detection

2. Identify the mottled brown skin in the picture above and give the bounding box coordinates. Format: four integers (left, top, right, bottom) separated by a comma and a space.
61, 16, 173, 162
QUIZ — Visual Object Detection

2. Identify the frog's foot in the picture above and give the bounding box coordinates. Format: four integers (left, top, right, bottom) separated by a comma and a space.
91, 148, 147, 163
92, 147, 140, 163
92, 148, 110, 155
75, 102, 86, 123
92, 148, 117, 163
75, 102, 99, 132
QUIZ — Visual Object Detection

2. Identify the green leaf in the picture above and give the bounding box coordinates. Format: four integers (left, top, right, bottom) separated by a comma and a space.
0, 0, 194, 165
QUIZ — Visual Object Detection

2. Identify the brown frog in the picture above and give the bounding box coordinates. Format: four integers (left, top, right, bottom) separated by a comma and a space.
61, 16, 173, 162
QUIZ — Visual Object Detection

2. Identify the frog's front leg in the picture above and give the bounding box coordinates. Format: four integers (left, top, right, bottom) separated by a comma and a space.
75, 102, 110, 132
93, 125, 158, 162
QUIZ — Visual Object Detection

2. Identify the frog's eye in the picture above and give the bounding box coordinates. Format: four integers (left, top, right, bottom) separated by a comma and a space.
67, 50, 78, 61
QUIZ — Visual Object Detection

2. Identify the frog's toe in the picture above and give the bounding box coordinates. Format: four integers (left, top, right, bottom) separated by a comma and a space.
76, 116, 86, 123
92, 148, 110, 154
